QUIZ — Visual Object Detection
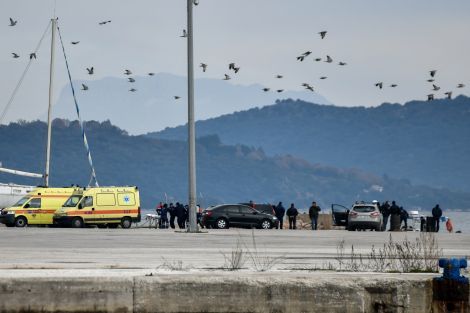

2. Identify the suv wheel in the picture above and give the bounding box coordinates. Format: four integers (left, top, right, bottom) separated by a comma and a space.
71, 217, 84, 228
260, 219, 272, 229
215, 218, 228, 229
121, 217, 132, 229
15, 216, 27, 227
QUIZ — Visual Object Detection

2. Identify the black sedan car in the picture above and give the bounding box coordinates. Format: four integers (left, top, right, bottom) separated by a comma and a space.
201, 204, 278, 229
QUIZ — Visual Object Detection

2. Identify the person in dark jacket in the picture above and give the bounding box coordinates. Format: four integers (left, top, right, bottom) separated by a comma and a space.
160, 203, 169, 228
399, 207, 409, 230
432, 204, 443, 232
275, 202, 285, 229
389, 201, 401, 231
168, 203, 176, 229
308, 201, 321, 230
380, 201, 391, 231
286, 203, 299, 229
175, 202, 186, 229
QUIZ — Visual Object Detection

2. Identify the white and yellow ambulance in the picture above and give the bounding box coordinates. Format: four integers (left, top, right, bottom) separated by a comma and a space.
53, 186, 141, 228
0, 187, 79, 227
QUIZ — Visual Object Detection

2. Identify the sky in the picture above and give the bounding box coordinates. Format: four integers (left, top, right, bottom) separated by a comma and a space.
1, 0, 469, 130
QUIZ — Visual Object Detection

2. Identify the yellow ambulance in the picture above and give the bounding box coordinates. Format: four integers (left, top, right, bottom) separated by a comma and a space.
53, 186, 141, 228
0, 187, 79, 227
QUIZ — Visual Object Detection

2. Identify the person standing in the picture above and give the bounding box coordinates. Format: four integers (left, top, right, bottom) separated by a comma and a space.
389, 201, 401, 231
160, 203, 169, 228
175, 202, 186, 229
399, 206, 409, 230
380, 201, 391, 231
275, 202, 285, 229
286, 203, 298, 230
308, 201, 321, 230
432, 204, 443, 232
168, 203, 176, 229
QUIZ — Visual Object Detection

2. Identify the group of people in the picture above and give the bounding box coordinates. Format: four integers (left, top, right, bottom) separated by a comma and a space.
155, 202, 202, 229
271, 201, 322, 230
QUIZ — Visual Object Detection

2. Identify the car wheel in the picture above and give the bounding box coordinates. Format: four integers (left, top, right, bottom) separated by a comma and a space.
15, 216, 27, 227
260, 219, 272, 230
121, 217, 132, 229
215, 218, 228, 229
108, 224, 119, 229
71, 217, 84, 228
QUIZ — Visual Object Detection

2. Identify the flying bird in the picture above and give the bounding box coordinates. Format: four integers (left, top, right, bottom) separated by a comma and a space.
223, 74, 231, 80
128, 77, 135, 83
174, 96, 181, 100
180, 29, 187, 38
301, 83, 310, 87
99, 20, 111, 25
9, 18, 17, 26
429, 70, 437, 77
228, 63, 235, 70
432, 84, 440, 91
200, 63, 207, 72
71, 41, 80, 45
444, 91, 452, 99
129, 88, 137, 92
390, 84, 398, 88
318, 31, 327, 39
305, 85, 314, 92
338, 62, 347, 66
275, 75, 283, 79
12, 53, 19, 58
297, 55, 306, 62
276, 89, 284, 93
86, 67, 94, 75
457, 83, 465, 88
427, 94, 434, 101
320, 76, 327, 80
124, 69, 132, 75
81, 84, 88, 91
262, 88, 270, 92
375, 82, 383, 89
29, 53, 36, 60
314, 58, 322, 62
325, 55, 333, 63
148, 72, 155, 76
427, 79, 435, 83
233, 67, 240, 73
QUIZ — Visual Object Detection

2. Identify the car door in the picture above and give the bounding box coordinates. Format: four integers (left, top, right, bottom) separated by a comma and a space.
79, 196, 95, 222
224, 205, 243, 226
23, 197, 41, 224
239, 205, 259, 226
331, 204, 350, 226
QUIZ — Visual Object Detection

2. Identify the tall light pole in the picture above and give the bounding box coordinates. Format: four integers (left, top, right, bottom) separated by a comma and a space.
45, 18, 57, 187
187, 0, 198, 232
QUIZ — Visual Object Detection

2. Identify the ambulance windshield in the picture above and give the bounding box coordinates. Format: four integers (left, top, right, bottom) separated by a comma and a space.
13, 197, 29, 207
63, 195, 83, 207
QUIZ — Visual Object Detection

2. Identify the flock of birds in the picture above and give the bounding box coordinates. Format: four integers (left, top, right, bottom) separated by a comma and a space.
6, 14, 468, 102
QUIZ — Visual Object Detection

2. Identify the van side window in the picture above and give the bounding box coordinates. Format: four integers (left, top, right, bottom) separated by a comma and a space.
96, 193, 116, 206
28, 198, 41, 208
83, 196, 93, 207
118, 193, 135, 206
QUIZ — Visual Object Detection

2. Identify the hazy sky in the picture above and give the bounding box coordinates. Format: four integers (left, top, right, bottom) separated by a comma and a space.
1, 0, 469, 128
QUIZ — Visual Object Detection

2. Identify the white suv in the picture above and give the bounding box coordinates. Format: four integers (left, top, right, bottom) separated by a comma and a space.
347, 203, 383, 231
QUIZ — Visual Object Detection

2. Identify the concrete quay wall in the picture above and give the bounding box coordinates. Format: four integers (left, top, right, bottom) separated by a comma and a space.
0, 272, 440, 313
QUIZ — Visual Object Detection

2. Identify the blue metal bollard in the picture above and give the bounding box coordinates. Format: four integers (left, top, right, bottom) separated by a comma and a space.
433, 258, 469, 312
437, 258, 469, 283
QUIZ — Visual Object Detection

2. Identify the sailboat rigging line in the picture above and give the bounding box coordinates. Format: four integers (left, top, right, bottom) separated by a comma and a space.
0, 20, 52, 125
56, 22, 99, 187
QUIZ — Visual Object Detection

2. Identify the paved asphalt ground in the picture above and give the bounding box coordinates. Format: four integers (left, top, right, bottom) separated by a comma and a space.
0, 226, 468, 277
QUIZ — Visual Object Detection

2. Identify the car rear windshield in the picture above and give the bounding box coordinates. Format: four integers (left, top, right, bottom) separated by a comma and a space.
353, 206, 376, 213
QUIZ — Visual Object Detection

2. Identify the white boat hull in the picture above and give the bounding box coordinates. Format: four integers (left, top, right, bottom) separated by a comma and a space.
0, 183, 35, 209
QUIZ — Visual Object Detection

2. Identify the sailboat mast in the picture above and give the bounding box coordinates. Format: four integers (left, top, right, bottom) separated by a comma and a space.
45, 18, 57, 187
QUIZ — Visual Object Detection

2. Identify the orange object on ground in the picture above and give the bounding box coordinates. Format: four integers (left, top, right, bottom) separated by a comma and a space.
446, 218, 454, 233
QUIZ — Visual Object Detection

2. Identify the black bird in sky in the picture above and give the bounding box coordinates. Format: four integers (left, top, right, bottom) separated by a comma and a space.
432, 84, 440, 91
275, 75, 283, 79
427, 94, 434, 101
86, 67, 94, 75
180, 29, 187, 38
124, 69, 132, 75
233, 67, 240, 73
71, 41, 80, 45
29, 53, 36, 59
429, 70, 437, 77
229, 63, 236, 70
375, 82, 383, 89
390, 84, 398, 88
148, 72, 155, 76
12, 53, 19, 58
129, 88, 137, 92
174, 96, 180, 99
457, 83, 465, 88
314, 58, 322, 62
325, 55, 333, 63
338, 62, 347, 66
427, 79, 435, 83
128, 77, 135, 83
9, 18, 17, 26
81, 84, 88, 91
305, 85, 314, 92
320, 76, 327, 80
223, 74, 231, 80
262, 88, 270, 92
444, 91, 452, 99
99, 20, 111, 25
200, 63, 207, 72
319, 31, 327, 39
276, 89, 284, 93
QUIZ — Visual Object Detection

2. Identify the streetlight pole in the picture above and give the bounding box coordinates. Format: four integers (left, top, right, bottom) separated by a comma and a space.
187, 0, 198, 232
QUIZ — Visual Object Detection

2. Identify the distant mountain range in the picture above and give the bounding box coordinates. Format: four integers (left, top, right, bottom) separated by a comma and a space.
151, 95, 470, 192
53, 72, 330, 135
1, 119, 469, 210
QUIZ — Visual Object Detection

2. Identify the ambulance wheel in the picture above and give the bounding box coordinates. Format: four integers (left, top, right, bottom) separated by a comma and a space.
121, 217, 132, 229
97, 224, 107, 229
15, 216, 27, 228
108, 224, 119, 229
71, 217, 84, 228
